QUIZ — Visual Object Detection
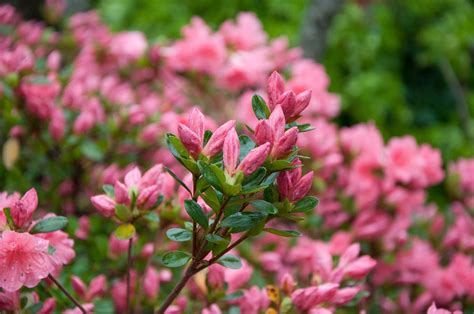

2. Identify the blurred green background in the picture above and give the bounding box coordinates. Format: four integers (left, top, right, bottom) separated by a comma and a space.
93, 0, 474, 160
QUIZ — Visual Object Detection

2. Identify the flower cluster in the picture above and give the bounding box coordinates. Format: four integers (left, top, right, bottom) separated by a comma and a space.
0, 188, 74, 313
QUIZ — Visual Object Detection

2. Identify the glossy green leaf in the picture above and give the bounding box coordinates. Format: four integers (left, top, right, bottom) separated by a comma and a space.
252, 94, 270, 120
217, 254, 243, 269
164, 166, 192, 196
184, 200, 209, 229
166, 133, 189, 159
293, 196, 319, 213
250, 200, 277, 214
264, 228, 301, 237
30, 216, 68, 234
166, 228, 192, 242
161, 250, 191, 268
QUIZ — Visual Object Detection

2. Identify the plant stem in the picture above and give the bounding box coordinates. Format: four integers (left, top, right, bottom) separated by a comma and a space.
126, 238, 133, 314
48, 275, 86, 314
196, 233, 249, 271
156, 265, 196, 314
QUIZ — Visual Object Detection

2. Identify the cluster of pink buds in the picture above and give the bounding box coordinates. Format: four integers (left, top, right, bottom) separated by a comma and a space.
267, 71, 312, 122
91, 164, 172, 218
254, 105, 298, 160
178, 108, 235, 159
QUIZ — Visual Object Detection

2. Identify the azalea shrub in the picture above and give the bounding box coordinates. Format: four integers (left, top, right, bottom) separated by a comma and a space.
0, 3, 473, 314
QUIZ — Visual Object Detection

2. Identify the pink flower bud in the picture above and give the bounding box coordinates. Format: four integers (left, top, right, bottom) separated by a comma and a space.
292, 90, 311, 120
207, 264, 225, 290
49, 107, 65, 140
187, 107, 205, 140
88, 275, 106, 300
202, 120, 236, 157
47, 50, 61, 72
159, 270, 172, 282
223, 128, 240, 174
38, 297, 56, 314
272, 127, 298, 159
276, 171, 291, 200
124, 167, 142, 188
73, 111, 95, 135
268, 105, 285, 140
279, 273, 296, 295
339, 244, 360, 268
140, 164, 164, 189
291, 283, 339, 310
267, 71, 285, 110
178, 123, 202, 159
332, 287, 360, 305
202, 304, 221, 314
75, 216, 90, 240
238, 142, 270, 175
144, 267, 160, 299
277, 91, 296, 119
137, 185, 160, 210
71, 276, 86, 299
91, 194, 115, 217
344, 256, 377, 279
254, 120, 274, 147
290, 171, 314, 202
114, 181, 130, 205
11, 188, 37, 228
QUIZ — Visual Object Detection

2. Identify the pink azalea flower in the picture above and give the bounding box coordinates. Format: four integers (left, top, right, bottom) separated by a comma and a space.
0, 231, 55, 291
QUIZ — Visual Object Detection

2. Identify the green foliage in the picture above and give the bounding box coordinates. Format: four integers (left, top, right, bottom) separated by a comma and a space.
96, 0, 307, 45
325, 0, 474, 159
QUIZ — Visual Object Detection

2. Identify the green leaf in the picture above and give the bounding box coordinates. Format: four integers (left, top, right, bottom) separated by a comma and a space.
264, 185, 279, 203
166, 133, 189, 159
30, 216, 68, 234
102, 184, 115, 197
197, 161, 223, 191
201, 188, 221, 212
184, 200, 209, 229
239, 135, 256, 160
268, 160, 293, 172
220, 212, 266, 233
207, 234, 230, 255
206, 234, 229, 245
144, 212, 160, 223
217, 254, 243, 269
293, 196, 319, 213
114, 224, 135, 240
250, 200, 277, 214
252, 94, 270, 120
261, 173, 279, 186
203, 130, 212, 146
296, 123, 315, 132
264, 228, 301, 237
3, 207, 16, 229
164, 166, 192, 196
80, 140, 104, 161
243, 167, 266, 185
166, 228, 192, 242
114, 204, 131, 222
161, 251, 191, 268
